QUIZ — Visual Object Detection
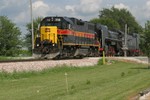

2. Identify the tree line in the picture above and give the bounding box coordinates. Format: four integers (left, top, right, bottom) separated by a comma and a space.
0, 7, 149, 58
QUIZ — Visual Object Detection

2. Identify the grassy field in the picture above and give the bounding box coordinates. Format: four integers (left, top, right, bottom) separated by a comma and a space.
0, 60, 150, 100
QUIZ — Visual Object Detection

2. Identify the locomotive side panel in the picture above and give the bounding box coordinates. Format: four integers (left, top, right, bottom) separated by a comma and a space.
127, 33, 140, 56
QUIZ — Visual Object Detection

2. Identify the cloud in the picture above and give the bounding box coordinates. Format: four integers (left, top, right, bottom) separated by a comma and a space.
14, 12, 28, 24
12, 1, 52, 22
0, 0, 28, 24
146, 0, 150, 8
2, 0, 149, 33
78, 0, 102, 14
132, 0, 150, 25
13, 0, 66, 34
14, 1, 52, 24
32, 0, 65, 17
1, 0, 103, 25
33, 1, 50, 17
140, 0, 150, 20
114, 3, 129, 10
65, 5, 75, 14
65, 0, 102, 16
146, 0, 150, 16
0, 0, 22, 9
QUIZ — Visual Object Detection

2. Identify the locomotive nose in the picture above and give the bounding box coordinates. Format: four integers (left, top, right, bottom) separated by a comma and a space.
40, 26, 58, 44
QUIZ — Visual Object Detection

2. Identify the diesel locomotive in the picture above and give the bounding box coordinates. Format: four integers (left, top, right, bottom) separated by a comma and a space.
33, 16, 140, 59
33, 16, 100, 59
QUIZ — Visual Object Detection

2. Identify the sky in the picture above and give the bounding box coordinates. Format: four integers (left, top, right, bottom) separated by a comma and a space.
0, 0, 150, 36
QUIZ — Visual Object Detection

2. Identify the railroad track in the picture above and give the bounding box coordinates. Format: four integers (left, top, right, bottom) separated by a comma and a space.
0, 57, 86, 63
0, 58, 50, 63
0, 56, 147, 63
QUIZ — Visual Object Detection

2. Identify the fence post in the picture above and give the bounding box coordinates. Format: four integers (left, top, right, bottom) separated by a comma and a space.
65, 72, 69, 93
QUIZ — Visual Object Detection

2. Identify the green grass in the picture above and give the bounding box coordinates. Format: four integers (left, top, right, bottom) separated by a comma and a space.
0, 60, 150, 100
0, 56, 13, 60
0, 56, 21, 60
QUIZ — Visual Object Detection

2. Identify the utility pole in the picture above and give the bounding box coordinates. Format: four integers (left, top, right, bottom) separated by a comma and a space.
29, 0, 34, 55
123, 24, 128, 57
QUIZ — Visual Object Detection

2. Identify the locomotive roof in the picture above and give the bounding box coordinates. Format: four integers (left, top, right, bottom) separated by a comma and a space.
43, 16, 84, 24
42, 16, 91, 25
42, 16, 74, 24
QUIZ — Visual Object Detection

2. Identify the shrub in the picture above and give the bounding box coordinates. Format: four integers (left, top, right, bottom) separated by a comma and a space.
86, 80, 91, 85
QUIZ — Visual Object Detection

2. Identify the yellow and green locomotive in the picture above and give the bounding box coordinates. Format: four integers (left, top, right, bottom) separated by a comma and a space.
33, 16, 100, 59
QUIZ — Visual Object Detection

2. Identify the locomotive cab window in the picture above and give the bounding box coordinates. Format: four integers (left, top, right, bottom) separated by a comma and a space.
40, 17, 71, 29
77, 20, 84, 25
61, 21, 71, 29
68, 24, 71, 29
41, 17, 62, 29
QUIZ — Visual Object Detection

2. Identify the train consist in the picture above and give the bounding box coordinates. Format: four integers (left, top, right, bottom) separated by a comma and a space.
33, 16, 140, 59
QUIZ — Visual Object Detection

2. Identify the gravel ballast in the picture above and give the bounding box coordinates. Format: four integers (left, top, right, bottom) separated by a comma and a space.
0, 58, 100, 73
0, 57, 148, 73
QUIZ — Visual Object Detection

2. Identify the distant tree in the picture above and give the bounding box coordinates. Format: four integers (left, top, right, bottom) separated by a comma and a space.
141, 21, 150, 68
90, 17, 120, 30
24, 17, 42, 54
0, 16, 22, 56
91, 7, 142, 33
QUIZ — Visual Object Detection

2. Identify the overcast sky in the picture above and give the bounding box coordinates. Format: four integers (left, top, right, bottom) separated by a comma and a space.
0, 0, 150, 35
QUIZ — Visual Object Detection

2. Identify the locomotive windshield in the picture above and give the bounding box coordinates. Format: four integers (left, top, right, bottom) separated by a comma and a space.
40, 17, 70, 29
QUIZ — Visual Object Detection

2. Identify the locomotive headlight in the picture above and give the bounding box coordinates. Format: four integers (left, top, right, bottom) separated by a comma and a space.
45, 28, 50, 32
53, 44, 55, 46
37, 44, 39, 47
